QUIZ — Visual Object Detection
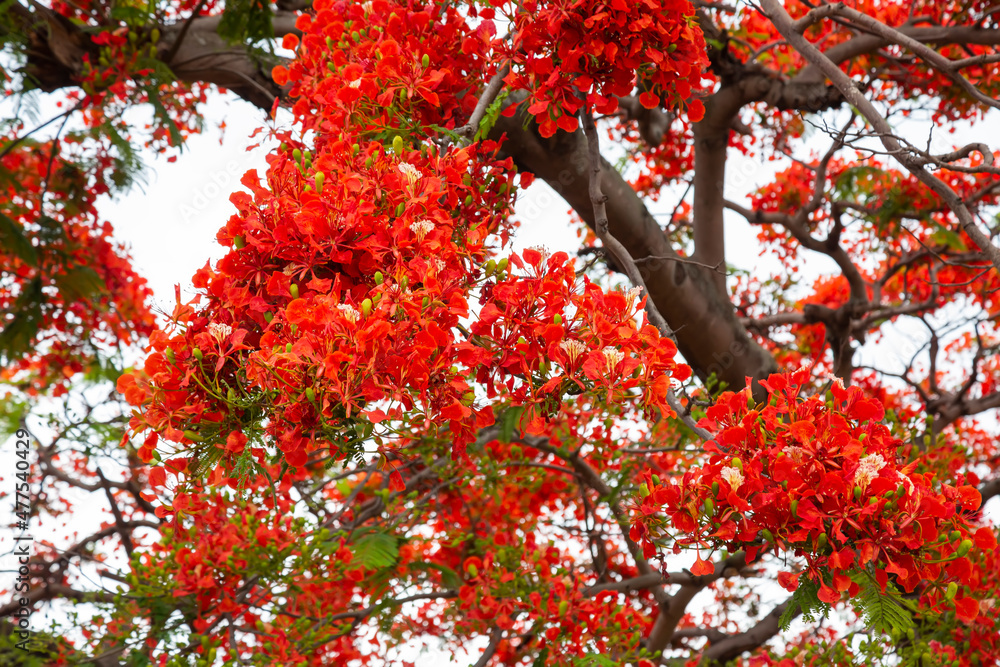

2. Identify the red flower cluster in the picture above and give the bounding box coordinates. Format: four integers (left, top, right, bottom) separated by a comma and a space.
120, 0, 689, 487
498, 0, 709, 136
633, 368, 996, 622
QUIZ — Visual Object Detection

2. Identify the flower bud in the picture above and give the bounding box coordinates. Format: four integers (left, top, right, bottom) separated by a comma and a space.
393, 135, 404, 156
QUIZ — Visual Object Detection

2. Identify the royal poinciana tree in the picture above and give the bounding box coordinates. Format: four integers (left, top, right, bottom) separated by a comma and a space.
2, 0, 1000, 664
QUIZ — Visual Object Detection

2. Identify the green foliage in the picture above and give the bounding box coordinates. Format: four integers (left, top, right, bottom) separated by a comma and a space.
217, 0, 275, 45
350, 531, 400, 570
848, 572, 915, 636
779, 576, 831, 630
0, 277, 43, 364
0, 211, 38, 265
474, 89, 509, 142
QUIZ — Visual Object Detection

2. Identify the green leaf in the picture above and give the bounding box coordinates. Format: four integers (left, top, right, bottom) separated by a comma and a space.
499, 406, 523, 443
849, 572, 915, 636
217, 0, 274, 45
0, 211, 37, 265
0, 277, 43, 362
409, 561, 462, 590
350, 531, 399, 570
779, 576, 830, 631
474, 89, 509, 142
53, 266, 106, 303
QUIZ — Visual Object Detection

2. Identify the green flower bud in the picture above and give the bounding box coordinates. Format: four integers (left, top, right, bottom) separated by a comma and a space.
946, 582, 958, 600
362, 298, 373, 316
393, 135, 404, 156
292, 148, 302, 162
192, 348, 203, 361
421, 54, 430, 68
374, 271, 384, 284
955, 539, 973, 558
289, 283, 299, 298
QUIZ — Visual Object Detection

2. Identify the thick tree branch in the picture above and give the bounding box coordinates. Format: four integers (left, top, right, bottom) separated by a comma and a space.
493, 100, 779, 397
